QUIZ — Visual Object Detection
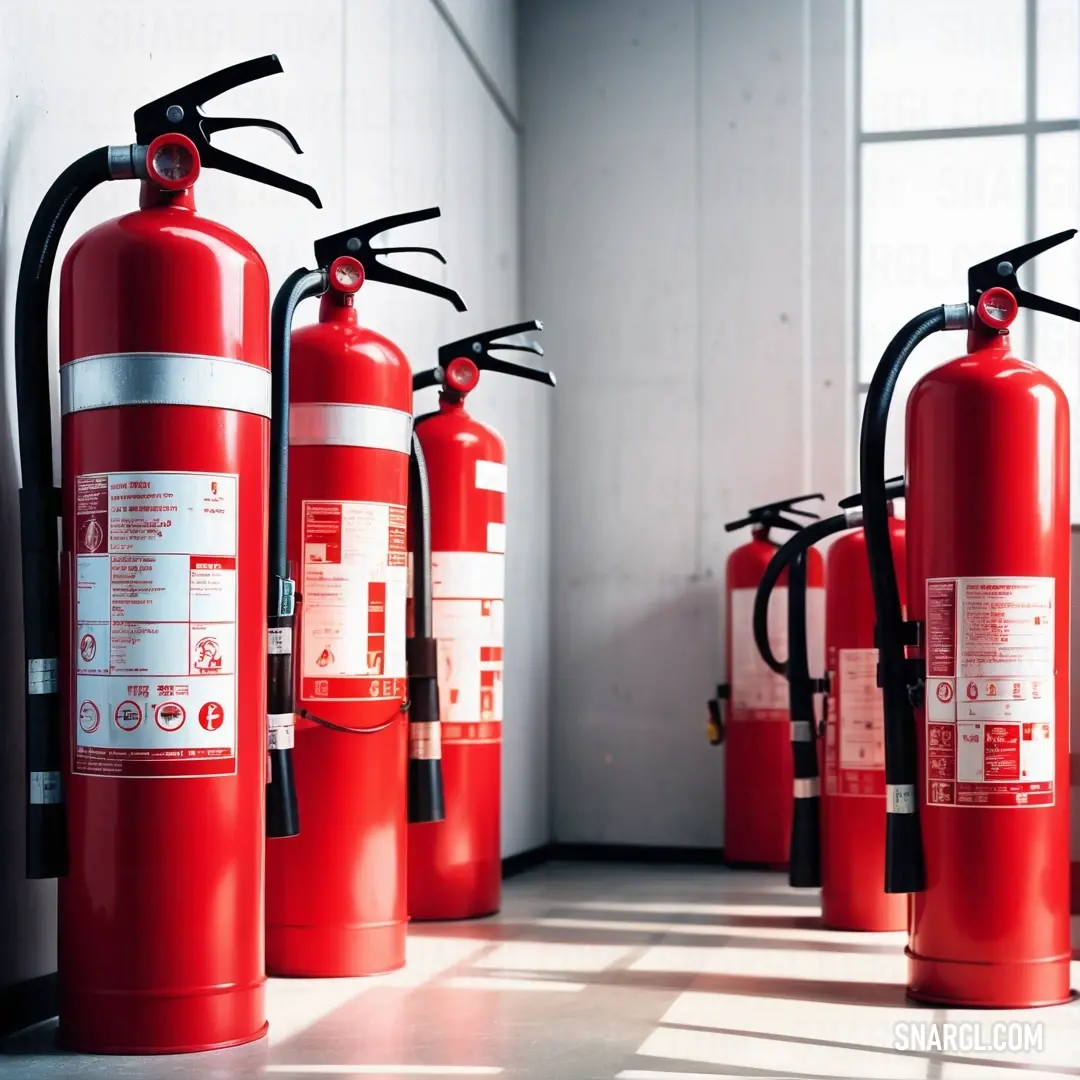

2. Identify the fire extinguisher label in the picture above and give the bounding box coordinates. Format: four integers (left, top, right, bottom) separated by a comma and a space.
430, 551, 506, 743
475, 460, 508, 493
299, 500, 408, 702
925, 576, 1056, 809
826, 647, 885, 797
728, 587, 825, 720
72, 471, 239, 778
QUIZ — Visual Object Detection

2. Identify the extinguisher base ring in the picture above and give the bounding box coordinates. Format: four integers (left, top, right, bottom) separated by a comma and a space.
266, 921, 407, 979
56, 987, 268, 1056
904, 950, 1074, 1010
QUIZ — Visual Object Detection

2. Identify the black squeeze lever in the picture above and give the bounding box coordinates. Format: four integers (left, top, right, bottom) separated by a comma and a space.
968, 229, 1080, 322
414, 320, 553, 391
724, 492, 824, 534
313, 208, 466, 311
133, 54, 321, 207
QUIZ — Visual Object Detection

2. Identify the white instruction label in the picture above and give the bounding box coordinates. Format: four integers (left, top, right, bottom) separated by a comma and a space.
729, 586, 825, 720
431, 551, 506, 601
925, 576, 1055, 809
300, 500, 407, 703
836, 647, 885, 795
431, 551, 506, 744
73, 472, 238, 778
475, 460, 508, 493
486, 521, 507, 554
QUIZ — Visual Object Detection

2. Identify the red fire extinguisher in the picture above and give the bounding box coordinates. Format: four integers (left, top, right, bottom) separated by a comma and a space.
752, 481, 908, 929
263, 212, 466, 976
708, 496, 825, 868
407, 321, 554, 921
14, 58, 320, 1053
862, 231, 1078, 1006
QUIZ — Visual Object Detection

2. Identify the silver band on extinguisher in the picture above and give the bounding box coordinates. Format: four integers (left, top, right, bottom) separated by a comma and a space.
887, 784, 916, 814
288, 403, 413, 454
790, 720, 814, 742
793, 777, 819, 799
29, 771, 62, 805
268, 713, 295, 751
60, 353, 272, 418
409, 722, 442, 760
28, 658, 58, 695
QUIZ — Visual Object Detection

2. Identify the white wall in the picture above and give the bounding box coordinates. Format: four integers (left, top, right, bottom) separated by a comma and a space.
0, 0, 544, 997
521, 0, 850, 846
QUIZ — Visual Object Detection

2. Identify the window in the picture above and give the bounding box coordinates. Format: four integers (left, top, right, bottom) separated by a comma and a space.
855, 0, 1080, 510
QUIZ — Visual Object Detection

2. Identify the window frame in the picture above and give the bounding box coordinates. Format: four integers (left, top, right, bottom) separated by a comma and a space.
852, 0, 1080, 492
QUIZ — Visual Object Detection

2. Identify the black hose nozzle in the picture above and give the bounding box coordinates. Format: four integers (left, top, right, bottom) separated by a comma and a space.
17, 148, 121, 879
785, 549, 821, 888
265, 267, 329, 839
407, 433, 445, 824
861, 309, 948, 894
406, 636, 445, 824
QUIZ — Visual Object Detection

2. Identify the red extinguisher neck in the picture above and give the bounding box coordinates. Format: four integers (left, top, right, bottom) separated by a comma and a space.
966, 326, 1011, 355
437, 390, 468, 412
138, 182, 197, 211
318, 290, 358, 324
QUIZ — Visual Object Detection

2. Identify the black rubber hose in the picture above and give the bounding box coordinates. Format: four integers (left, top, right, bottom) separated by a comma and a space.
407, 431, 445, 823
860, 306, 947, 894
265, 267, 327, 840
410, 431, 433, 639
16, 147, 114, 880
268, 268, 327, 600
752, 512, 854, 676
786, 549, 821, 888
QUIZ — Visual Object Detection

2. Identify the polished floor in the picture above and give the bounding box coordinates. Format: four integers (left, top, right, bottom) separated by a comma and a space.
4, 862, 1080, 1079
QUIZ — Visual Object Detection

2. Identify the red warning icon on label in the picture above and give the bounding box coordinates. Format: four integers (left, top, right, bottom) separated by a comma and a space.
79, 633, 97, 663
193, 637, 222, 672
78, 700, 100, 734
114, 700, 142, 732
967, 681, 979, 700
155, 702, 186, 732
936, 681, 953, 704
198, 702, 224, 731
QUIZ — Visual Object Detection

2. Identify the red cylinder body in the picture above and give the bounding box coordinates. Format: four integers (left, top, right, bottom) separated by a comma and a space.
905, 332, 1071, 1006
58, 187, 270, 1052
724, 531, 824, 867
407, 395, 505, 920
264, 293, 411, 975
821, 518, 907, 931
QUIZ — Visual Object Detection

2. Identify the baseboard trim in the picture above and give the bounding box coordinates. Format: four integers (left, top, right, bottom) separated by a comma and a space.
502, 842, 726, 876
502, 844, 553, 878
0, 972, 57, 1039
550, 842, 726, 865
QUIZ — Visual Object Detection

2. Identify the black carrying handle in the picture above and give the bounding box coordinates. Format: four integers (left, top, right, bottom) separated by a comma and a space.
413, 319, 554, 392
133, 54, 321, 207
312, 208, 466, 311
786, 549, 821, 888
968, 229, 1080, 322
724, 492, 824, 534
